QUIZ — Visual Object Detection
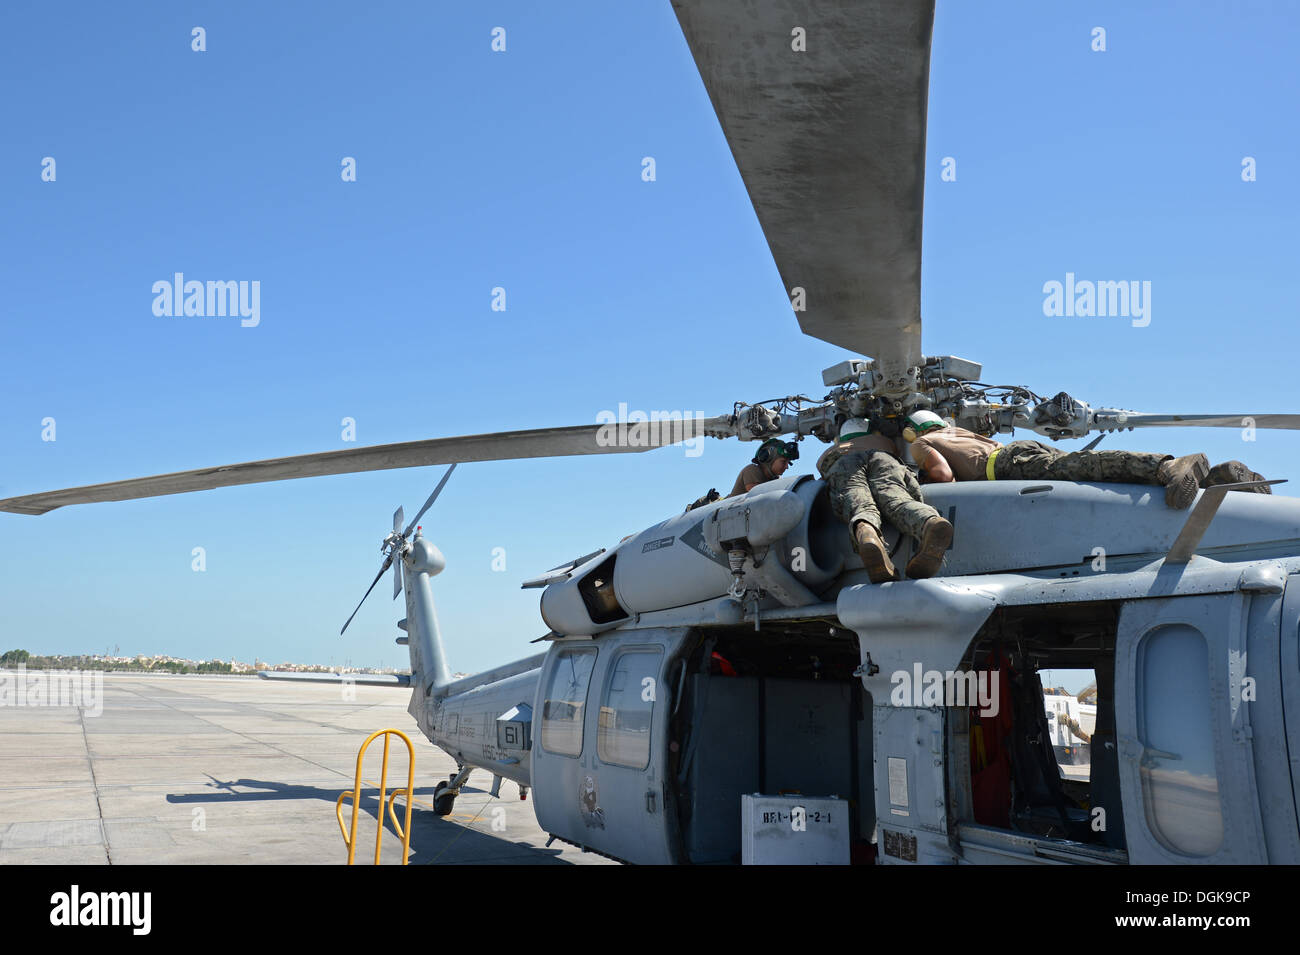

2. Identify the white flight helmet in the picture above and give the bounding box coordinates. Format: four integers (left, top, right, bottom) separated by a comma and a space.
902, 409, 948, 442
839, 417, 872, 441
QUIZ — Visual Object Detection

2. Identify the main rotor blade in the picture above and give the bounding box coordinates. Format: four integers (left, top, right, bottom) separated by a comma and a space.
1095, 413, 1300, 431
0, 418, 731, 515
402, 464, 456, 539
342, 555, 392, 636
671, 0, 934, 388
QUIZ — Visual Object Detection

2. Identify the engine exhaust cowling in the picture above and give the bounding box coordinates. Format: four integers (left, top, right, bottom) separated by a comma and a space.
540, 482, 818, 635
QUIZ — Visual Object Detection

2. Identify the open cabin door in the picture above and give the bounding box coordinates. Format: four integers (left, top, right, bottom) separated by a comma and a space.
1114, 594, 1266, 863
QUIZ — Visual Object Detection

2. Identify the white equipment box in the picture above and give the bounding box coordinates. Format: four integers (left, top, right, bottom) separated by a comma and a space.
741, 794, 850, 865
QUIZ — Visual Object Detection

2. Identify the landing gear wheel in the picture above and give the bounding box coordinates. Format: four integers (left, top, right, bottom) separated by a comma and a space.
433, 781, 457, 816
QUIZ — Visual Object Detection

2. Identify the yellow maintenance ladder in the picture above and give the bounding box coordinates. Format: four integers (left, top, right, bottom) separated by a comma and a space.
336, 728, 415, 865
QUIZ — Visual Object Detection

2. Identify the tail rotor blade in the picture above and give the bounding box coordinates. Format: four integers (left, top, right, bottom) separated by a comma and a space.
403, 464, 457, 538
392, 555, 404, 601
394, 506, 405, 536
341, 555, 392, 635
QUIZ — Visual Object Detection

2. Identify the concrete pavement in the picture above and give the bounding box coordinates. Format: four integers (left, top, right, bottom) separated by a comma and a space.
0, 671, 616, 865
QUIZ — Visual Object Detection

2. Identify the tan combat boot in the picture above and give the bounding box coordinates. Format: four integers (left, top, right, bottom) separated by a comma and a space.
1202, 461, 1271, 494
852, 521, 897, 583
1156, 453, 1210, 508
904, 516, 953, 579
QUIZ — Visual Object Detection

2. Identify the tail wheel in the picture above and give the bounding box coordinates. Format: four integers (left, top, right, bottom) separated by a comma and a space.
433, 781, 457, 816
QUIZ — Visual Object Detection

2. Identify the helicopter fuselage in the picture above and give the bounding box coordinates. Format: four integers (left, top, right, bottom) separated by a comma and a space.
408, 477, 1300, 864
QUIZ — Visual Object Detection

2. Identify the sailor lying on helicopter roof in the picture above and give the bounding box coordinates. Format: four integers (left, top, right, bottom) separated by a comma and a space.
816, 412, 1269, 585
816, 417, 952, 584
901, 409, 1268, 504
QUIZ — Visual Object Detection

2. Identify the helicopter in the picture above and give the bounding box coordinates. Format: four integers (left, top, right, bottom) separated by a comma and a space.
4, 0, 1300, 865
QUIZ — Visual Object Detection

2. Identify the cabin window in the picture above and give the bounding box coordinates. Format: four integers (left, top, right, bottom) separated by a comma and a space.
541, 647, 597, 757
597, 648, 663, 769
1136, 624, 1224, 857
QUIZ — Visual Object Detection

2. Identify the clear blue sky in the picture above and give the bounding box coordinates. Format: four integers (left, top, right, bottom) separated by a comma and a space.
2, 2, 1297, 674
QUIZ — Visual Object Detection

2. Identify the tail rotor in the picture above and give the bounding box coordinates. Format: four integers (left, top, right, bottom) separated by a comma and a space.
339, 464, 457, 635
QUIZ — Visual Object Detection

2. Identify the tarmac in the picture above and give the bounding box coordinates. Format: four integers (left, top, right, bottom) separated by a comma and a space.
0, 671, 616, 865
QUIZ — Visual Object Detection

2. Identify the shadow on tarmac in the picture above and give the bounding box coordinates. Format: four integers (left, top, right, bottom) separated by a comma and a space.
165, 776, 580, 864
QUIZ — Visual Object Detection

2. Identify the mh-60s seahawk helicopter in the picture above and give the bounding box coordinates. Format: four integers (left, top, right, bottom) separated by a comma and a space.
6, 0, 1300, 865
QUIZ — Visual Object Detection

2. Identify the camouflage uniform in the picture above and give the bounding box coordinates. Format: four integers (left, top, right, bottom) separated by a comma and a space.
992, 440, 1167, 484
822, 450, 938, 540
